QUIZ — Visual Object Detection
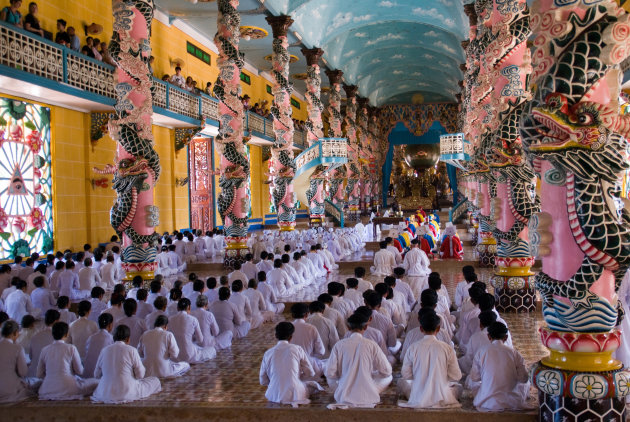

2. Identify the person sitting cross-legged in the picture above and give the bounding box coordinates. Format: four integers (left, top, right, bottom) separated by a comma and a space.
259, 321, 323, 407
398, 310, 462, 409
138, 315, 190, 378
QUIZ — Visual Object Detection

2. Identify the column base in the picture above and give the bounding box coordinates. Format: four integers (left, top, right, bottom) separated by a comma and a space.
477, 243, 496, 267
223, 247, 249, 270
492, 273, 536, 313
494, 286, 536, 312
539, 389, 627, 421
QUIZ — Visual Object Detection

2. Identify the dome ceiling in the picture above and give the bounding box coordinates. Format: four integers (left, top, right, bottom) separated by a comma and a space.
155, 0, 467, 106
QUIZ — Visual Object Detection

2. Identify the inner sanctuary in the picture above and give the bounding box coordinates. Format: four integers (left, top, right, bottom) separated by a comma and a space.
2, 0, 630, 421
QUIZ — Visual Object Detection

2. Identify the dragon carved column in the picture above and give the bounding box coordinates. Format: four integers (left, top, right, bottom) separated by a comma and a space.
343, 84, 361, 221
369, 108, 380, 209
357, 97, 371, 213
521, 1, 630, 419
483, 0, 540, 312
213, 0, 250, 268
325, 69, 346, 208
301, 47, 326, 226
103, 0, 160, 281
266, 15, 296, 231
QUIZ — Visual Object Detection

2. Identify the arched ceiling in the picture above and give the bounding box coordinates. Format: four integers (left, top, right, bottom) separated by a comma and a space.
154, 0, 467, 106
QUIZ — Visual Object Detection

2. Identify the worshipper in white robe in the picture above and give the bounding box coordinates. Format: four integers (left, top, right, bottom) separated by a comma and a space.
168, 298, 216, 363
0, 320, 40, 403
99, 255, 121, 291
191, 294, 232, 350
48, 261, 65, 294
351, 306, 396, 365
352, 267, 372, 293
462, 291, 513, 348
16, 315, 38, 352
326, 313, 393, 409
319, 244, 338, 271
392, 268, 416, 312
306, 301, 339, 358
256, 271, 285, 315
167, 245, 186, 274
266, 259, 293, 297
26, 310, 58, 377
37, 321, 99, 400
31, 276, 56, 314
228, 262, 249, 286
115, 299, 147, 349
256, 252, 273, 273
209, 287, 250, 338
455, 283, 488, 346
281, 254, 304, 291
6, 280, 39, 322
138, 315, 190, 378
242, 279, 272, 327
318, 293, 347, 338
402, 239, 431, 297
307, 246, 328, 276
470, 322, 531, 411
83, 313, 114, 378
290, 253, 313, 287
459, 311, 495, 376
91, 324, 161, 403
135, 289, 153, 320
87, 287, 107, 323
455, 266, 477, 310
365, 291, 398, 350
78, 258, 101, 297
155, 246, 174, 277
26, 264, 47, 294
398, 311, 462, 409
68, 301, 98, 361
57, 296, 77, 325
260, 322, 323, 407
343, 278, 364, 310
144, 295, 167, 330
403, 306, 453, 358
229, 280, 253, 324
327, 282, 354, 319
385, 237, 403, 265
289, 304, 326, 377
241, 253, 259, 282
327, 234, 345, 261
371, 241, 396, 276
203, 232, 216, 258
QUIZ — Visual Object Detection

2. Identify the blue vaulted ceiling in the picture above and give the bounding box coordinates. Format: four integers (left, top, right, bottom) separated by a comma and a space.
155, 0, 467, 106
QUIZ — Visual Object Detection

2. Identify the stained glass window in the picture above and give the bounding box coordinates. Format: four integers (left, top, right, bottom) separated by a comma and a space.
0, 98, 52, 259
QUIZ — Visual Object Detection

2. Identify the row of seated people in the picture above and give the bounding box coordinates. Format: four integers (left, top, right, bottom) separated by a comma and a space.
0, 258, 531, 411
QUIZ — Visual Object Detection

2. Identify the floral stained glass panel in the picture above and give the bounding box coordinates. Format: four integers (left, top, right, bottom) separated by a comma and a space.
0, 98, 53, 259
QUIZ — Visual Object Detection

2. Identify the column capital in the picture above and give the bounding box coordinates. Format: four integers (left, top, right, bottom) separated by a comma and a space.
325, 69, 344, 85
463, 3, 477, 27
301, 47, 324, 66
265, 15, 294, 38
343, 84, 358, 99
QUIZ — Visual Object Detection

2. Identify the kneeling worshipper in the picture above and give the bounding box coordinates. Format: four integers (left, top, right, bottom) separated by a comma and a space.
440, 222, 464, 260
402, 238, 431, 297
371, 241, 396, 276
325, 313, 393, 409
259, 322, 323, 407
0, 320, 41, 403
91, 325, 162, 403
469, 322, 531, 412
290, 303, 326, 378
37, 322, 99, 400
398, 311, 462, 409
192, 295, 233, 350
138, 315, 190, 378
168, 298, 216, 363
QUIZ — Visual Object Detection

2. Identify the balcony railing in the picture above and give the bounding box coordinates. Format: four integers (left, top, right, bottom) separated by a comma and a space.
0, 20, 308, 149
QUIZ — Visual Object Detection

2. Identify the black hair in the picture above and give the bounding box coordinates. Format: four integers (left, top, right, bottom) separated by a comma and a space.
420, 289, 438, 307
154, 296, 168, 310
365, 291, 383, 308
44, 309, 61, 326
478, 293, 496, 312
420, 311, 441, 333
206, 277, 217, 289
137, 289, 148, 301
318, 293, 333, 305
346, 278, 359, 288
231, 279, 243, 292
113, 324, 130, 342
488, 321, 509, 340
393, 267, 405, 277
275, 321, 295, 340
57, 296, 70, 309
218, 287, 231, 301
1, 320, 19, 337
291, 302, 308, 319
21, 314, 36, 329
52, 321, 69, 340
123, 298, 138, 317
347, 313, 369, 331
308, 301, 325, 314
155, 315, 168, 328
479, 310, 498, 328
98, 312, 114, 329
77, 300, 92, 317
177, 298, 191, 311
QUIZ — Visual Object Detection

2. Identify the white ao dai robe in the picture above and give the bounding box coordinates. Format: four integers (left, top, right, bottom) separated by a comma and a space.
91, 341, 161, 403
37, 340, 98, 400
0, 338, 37, 403
325, 332, 392, 408
259, 340, 315, 406
138, 328, 190, 378
371, 249, 395, 276
168, 311, 216, 363
398, 335, 461, 409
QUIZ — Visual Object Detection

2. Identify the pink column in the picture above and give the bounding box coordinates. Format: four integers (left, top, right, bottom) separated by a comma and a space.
325, 70, 346, 207
343, 85, 360, 220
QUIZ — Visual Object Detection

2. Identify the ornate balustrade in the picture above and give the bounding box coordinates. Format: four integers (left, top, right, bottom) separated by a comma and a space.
448, 196, 468, 223
0, 20, 308, 148
324, 199, 344, 227
295, 137, 348, 178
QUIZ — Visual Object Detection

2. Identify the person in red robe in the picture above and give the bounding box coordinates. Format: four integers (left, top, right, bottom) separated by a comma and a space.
440, 224, 463, 259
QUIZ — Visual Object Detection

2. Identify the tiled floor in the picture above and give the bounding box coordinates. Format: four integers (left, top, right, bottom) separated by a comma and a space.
5, 263, 543, 416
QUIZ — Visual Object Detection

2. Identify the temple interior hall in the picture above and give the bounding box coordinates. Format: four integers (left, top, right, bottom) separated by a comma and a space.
1, 0, 630, 421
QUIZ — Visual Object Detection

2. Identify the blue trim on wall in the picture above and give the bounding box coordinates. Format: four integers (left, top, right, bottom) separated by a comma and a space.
211, 136, 217, 229
152, 106, 201, 125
